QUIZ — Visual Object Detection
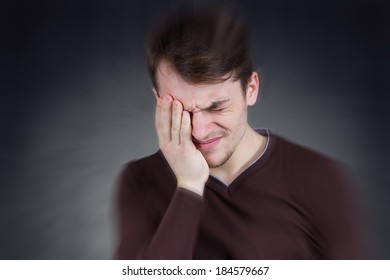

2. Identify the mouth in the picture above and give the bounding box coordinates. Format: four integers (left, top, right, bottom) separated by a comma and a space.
193, 137, 222, 150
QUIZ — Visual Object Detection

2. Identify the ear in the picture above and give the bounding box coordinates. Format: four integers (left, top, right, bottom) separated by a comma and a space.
246, 72, 259, 106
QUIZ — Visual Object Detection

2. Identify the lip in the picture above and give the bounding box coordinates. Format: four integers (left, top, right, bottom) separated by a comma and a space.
193, 137, 222, 150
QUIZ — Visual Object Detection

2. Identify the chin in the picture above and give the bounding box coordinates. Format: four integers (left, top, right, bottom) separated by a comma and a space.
204, 151, 233, 169
207, 161, 223, 169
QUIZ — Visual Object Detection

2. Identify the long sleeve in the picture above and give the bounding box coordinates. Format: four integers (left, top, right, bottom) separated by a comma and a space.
276, 135, 366, 259
293, 157, 366, 259
115, 159, 203, 259
311, 163, 365, 259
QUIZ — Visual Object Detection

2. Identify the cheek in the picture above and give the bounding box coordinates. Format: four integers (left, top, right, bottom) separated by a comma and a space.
213, 111, 245, 131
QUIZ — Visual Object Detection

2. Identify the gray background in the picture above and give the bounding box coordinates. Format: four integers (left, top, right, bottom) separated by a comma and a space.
1, 0, 389, 259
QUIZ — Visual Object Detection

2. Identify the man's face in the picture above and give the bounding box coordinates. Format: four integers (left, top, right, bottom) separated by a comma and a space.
155, 61, 257, 168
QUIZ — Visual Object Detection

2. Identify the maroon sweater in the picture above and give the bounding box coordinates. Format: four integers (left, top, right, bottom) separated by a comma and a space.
115, 130, 363, 259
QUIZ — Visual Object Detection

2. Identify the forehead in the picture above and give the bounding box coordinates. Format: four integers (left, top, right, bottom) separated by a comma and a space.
156, 61, 241, 110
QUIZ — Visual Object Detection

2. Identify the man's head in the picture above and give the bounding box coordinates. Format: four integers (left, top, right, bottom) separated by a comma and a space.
147, 7, 260, 168
146, 7, 253, 93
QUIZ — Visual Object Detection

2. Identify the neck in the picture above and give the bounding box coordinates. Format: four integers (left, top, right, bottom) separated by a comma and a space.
210, 126, 266, 185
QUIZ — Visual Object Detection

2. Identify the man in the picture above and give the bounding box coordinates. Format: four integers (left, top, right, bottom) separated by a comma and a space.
115, 8, 363, 259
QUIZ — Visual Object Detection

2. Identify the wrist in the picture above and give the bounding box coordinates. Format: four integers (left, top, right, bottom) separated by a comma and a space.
177, 181, 206, 197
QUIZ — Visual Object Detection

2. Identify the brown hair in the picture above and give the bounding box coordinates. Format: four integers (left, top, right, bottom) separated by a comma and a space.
146, 7, 253, 93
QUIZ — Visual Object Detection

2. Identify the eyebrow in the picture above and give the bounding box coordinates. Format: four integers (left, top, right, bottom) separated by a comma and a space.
197, 99, 230, 111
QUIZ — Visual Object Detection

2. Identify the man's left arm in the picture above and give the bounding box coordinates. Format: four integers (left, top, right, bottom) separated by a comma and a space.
309, 161, 367, 259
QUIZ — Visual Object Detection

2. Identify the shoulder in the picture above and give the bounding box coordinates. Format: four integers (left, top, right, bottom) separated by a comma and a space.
272, 134, 357, 216
122, 150, 168, 176
271, 134, 353, 199
255, 129, 337, 174
275, 135, 331, 163
273, 134, 342, 176
116, 150, 176, 196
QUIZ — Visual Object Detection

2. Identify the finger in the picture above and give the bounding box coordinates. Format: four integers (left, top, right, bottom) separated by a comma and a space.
155, 96, 164, 142
158, 95, 173, 145
152, 88, 159, 100
180, 110, 192, 146
155, 96, 161, 130
171, 100, 183, 146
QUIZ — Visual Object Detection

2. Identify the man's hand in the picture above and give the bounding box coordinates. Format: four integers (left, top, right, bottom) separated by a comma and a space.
155, 95, 209, 196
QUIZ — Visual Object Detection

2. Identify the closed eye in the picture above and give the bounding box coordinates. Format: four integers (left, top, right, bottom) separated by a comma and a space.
199, 99, 230, 112
210, 107, 226, 112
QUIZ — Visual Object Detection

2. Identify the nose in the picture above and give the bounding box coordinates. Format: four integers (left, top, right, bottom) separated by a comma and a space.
191, 111, 213, 141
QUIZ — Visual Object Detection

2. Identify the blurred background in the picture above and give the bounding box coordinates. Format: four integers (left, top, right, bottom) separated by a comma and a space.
1, 0, 389, 259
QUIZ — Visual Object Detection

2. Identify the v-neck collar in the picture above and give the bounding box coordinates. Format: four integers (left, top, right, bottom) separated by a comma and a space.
207, 128, 276, 197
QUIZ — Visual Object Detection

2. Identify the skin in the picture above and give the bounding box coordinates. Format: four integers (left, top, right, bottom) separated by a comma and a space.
154, 60, 266, 196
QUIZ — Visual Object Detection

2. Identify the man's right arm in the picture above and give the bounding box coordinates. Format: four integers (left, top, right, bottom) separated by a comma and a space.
115, 162, 203, 259
115, 94, 208, 259
155, 94, 209, 196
